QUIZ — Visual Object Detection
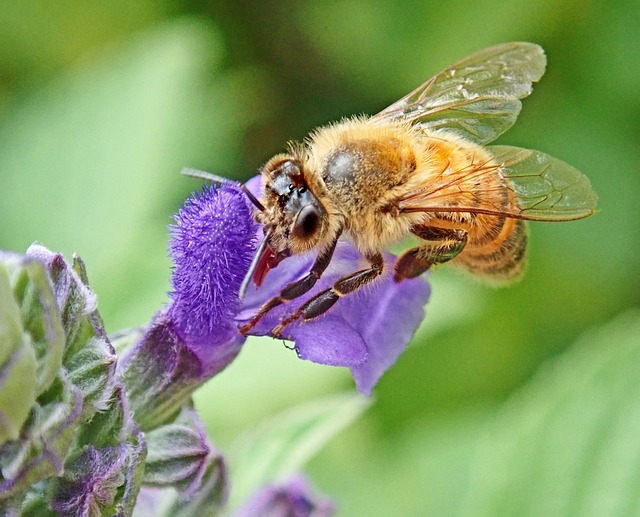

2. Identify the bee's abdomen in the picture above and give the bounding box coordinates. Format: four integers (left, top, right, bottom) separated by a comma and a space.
455, 215, 528, 282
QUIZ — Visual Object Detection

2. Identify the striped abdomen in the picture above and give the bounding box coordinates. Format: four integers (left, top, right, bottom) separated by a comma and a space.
455, 212, 528, 282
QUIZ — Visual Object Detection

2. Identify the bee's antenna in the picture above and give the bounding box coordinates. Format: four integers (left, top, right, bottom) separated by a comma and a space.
239, 231, 270, 299
240, 185, 265, 212
181, 167, 265, 212
181, 167, 227, 184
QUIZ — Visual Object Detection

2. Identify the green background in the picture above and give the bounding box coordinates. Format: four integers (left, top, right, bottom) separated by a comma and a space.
1, 1, 638, 514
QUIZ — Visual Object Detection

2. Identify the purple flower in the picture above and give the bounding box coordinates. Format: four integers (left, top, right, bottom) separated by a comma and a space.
120, 176, 429, 417
233, 475, 335, 517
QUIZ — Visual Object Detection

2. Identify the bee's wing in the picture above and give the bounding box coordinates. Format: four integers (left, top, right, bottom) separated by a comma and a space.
373, 42, 546, 145
397, 146, 597, 221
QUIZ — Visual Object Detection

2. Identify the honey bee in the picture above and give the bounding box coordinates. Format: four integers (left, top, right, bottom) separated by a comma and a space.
233, 42, 597, 338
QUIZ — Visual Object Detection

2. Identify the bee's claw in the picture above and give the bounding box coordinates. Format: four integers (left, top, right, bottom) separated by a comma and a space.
271, 325, 283, 339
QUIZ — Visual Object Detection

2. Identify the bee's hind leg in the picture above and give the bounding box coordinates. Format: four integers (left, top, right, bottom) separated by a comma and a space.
393, 226, 468, 282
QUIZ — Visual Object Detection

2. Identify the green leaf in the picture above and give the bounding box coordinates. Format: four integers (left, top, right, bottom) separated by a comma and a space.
6, 256, 65, 396
0, 263, 37, 443
467, 310, 640, 516
0, 372, 83, 500
229, 393, 370, 508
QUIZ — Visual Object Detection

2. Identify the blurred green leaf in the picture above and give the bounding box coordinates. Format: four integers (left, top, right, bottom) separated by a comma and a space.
0, 1, 173, 86
311, 310, 640, 516
0, 18, 270, 331
465, 310, 640, 516
229, 393, 370, 509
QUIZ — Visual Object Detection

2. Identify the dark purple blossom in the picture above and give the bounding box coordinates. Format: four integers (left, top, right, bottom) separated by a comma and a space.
233, 474, 335, 517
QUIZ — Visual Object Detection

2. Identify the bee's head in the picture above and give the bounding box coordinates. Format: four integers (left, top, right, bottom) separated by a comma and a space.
250, 155, 328, 286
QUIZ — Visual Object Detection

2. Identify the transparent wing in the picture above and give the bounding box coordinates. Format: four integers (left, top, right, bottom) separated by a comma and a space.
373, 42, 547, 144
397, 146, 597, 221
490, 145, 597, 220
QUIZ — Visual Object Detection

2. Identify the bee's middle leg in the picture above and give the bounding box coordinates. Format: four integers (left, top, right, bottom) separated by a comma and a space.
271, 252, 384, 338
393, 226, 468, 282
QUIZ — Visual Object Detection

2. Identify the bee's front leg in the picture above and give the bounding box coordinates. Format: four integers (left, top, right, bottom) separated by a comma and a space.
238, 235, 340, 336
271, 252, 384, 338
393, 225, 468, 282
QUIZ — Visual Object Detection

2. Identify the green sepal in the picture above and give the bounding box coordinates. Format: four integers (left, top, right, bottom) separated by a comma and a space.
65, 335, 117, 419
143, 405, 227, 506
24, 247, 118, 421
63, 254, 103, 357
162, 459, 228, 517
17, 485, 55, 517
75, 384, 132, 450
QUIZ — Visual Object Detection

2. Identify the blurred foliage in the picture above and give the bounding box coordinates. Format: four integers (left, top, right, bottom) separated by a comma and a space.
0, 0, 638, 515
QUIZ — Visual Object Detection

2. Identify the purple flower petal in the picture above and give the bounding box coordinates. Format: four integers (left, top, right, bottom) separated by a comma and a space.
288, 316, 368, 367
348, 269, 429, 395
237, 240, 430, 395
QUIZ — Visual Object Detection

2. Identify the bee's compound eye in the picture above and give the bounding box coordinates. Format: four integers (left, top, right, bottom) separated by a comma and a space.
293, 204, 320, 239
